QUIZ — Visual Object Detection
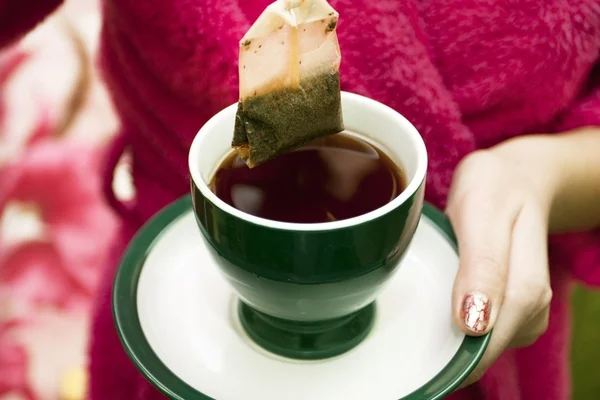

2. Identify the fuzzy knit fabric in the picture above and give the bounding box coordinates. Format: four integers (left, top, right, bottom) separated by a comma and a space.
3, 1, 600, 399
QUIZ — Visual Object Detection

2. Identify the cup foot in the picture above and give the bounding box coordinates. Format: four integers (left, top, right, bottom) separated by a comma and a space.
238, 301, 376, 360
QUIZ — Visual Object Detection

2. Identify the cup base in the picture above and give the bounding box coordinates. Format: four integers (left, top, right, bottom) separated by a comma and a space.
238, 301, 376, 360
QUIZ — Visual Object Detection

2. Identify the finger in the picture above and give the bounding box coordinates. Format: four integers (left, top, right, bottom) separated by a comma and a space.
459, 205, 550, 388
458, 298, 526, 389
459, 288, 548, 388
447, 184, 521, 336
505, 204, 551, 348
509, 306, 550, 348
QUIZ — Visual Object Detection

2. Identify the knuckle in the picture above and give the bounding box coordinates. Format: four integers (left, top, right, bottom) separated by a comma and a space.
449, 152, 497, 205
469, 252, 507, 283
471, 252, 503, 272
450, 151, 526, 218
504, 286, 535, 315
447, 183, 519, 237
458, 150, 497, 172
528, 282, 552, 311
505, 281, 552, 315
538, 286, 553, 309
463, 191, 497, 217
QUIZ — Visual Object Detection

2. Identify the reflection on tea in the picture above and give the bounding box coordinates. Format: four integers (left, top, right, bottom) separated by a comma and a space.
209, 132, 405, 223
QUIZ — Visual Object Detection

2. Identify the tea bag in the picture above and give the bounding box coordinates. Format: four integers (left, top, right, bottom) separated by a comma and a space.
233, 0, 344, 167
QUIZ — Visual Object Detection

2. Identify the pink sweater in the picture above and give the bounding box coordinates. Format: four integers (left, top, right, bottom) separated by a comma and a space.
4, 1, 600, 399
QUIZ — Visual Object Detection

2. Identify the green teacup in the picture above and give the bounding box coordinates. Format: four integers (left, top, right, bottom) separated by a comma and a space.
189, 92, 427, 360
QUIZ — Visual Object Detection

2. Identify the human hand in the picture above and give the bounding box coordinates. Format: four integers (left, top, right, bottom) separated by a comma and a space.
446, 148, 556, 387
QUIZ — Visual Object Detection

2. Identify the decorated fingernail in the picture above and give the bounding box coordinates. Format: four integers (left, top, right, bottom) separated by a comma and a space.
461, 292, 490, 333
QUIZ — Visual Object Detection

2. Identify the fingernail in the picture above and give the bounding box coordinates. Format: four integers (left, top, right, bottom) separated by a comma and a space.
461, 292, 490, 333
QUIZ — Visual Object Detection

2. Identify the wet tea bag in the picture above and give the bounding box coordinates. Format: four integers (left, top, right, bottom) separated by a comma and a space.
233, 0, 344, 167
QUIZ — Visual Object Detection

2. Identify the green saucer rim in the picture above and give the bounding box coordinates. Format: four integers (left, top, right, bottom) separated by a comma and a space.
112, 195, 490, 400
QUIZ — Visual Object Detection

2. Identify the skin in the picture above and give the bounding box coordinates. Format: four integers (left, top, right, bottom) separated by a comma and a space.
448, 127, 600, 387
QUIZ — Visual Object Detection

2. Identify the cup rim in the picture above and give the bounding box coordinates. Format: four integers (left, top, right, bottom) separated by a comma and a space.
188, 91, 427, 232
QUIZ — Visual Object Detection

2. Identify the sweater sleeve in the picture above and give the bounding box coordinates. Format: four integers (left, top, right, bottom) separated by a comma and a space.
554, 76, 600, 133
98, 0, 250, 187
0, 0, 63, 48
101, 0, 248, 129
340, 0, 600, 285
100, 0, 478, 210
549, 82, 600, 287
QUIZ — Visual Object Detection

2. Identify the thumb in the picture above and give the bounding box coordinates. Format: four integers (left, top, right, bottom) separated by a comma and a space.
447, 196, 518, 336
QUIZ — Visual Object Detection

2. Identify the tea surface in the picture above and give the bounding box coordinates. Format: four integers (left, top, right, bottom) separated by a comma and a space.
210, 132, 405, 223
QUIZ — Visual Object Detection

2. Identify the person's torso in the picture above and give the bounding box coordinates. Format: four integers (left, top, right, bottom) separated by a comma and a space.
415, 0, 600, 147
103, 0, 600, 221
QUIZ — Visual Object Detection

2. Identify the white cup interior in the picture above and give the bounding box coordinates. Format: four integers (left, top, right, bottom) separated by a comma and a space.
188, 91, 427, 231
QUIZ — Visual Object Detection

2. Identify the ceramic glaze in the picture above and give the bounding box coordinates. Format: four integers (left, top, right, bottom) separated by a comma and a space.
113, 198, 489, 399
189, 92, 427, 358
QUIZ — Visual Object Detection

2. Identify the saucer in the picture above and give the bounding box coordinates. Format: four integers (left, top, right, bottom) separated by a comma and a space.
113, 196, 489, 400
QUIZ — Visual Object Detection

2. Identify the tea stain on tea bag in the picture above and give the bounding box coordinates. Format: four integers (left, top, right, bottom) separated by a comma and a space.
287, 2, 301, 88
233, 0, 344, 167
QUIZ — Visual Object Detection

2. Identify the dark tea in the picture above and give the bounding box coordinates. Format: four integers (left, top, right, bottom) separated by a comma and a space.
209, 132, 406, 223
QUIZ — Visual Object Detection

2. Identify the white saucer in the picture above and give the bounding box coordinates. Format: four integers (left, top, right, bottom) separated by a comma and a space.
113, 197, 489, 400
